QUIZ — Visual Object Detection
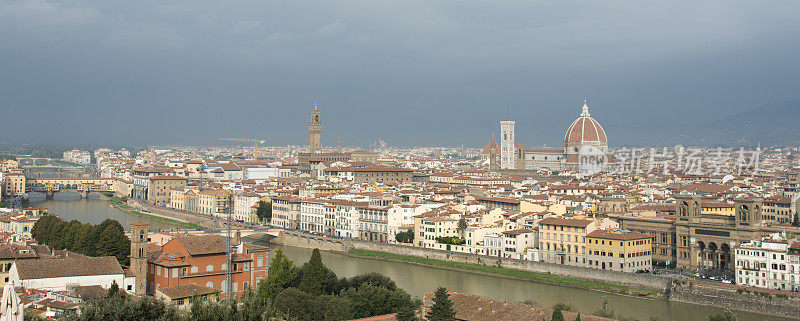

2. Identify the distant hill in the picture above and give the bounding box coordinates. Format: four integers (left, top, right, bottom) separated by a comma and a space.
704, 98, 800, 145
611, 99, 800, 146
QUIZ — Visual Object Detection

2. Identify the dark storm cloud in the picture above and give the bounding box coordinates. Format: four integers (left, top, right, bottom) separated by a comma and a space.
1, 0, 798, 147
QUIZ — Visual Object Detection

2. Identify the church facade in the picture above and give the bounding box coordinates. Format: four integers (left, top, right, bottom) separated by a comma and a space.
484, 100, 608, 172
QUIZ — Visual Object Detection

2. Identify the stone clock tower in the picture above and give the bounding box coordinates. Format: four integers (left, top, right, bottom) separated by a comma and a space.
309, 101, 322, 153
130, 221, 149, 295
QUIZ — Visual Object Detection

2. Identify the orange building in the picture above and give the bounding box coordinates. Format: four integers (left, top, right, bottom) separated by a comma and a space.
146, 235, 269, 298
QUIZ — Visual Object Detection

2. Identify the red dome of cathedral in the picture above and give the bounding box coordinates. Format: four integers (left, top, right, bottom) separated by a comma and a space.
482, 134, 500, 155
564, 101, 607, 143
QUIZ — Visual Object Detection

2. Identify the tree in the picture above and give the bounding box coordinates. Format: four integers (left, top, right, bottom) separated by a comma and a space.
0, 201, 6, 208
792, 212, 800, 227
552, 303, 576, 312
237, 286, 269, 321
435, 236, 465, 245
707, 309, 736, 321
395, 229, 414, 243
298, 248, 326, 295
257, 249, 299, 302
426, 287, 456, 321
346, 284, 418, 319
256, 201, 272, 223
66, 294, 182, 321
107, 281, 119, 298
551, 306, 565, 321
343, 272, 398, 292
457, 216, 468, 238
592, 297, 615, 319
575, 313, 582, 321
396, 306, 418, 321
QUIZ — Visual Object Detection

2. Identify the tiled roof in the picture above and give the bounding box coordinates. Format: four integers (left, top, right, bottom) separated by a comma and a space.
15, 256, 123, 280
588, 229, 651, 241
538, 217, 594, 228
175, 235, 227, 256
429, 292, 613, 321
157, 284, 218, 300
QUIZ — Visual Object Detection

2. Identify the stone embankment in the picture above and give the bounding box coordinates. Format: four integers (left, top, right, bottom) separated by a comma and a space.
272, 231, 800, 319
126, 200, 219, 229
670, 279, 800, 319
272, 231, 670, 292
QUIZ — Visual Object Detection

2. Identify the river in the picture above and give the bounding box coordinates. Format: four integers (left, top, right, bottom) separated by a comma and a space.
261, 245, 791, 321
29, 198, 790, 321
27, 192, 183, 231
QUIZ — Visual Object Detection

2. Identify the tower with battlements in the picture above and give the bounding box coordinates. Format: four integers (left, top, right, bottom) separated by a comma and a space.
309, 101, 322, 153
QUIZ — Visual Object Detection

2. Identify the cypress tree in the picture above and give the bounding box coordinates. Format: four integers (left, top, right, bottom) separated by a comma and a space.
551, 307, 565, 321
257, 249, 299, 301
298, 248, 326, 295
426, 287, 456, 321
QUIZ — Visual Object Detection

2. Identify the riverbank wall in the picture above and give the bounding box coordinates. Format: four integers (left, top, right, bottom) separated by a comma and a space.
127, 200, 218, 229
272, 231, 800, 319
670, 280, 800, 319
273, 231, 670, 292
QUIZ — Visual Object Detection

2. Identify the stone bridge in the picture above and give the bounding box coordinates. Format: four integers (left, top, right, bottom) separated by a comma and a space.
26, 178, 115, 199
203, 228, 284, 243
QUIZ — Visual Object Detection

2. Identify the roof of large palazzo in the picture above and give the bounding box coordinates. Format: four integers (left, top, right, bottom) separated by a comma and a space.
564, 101, 607, 143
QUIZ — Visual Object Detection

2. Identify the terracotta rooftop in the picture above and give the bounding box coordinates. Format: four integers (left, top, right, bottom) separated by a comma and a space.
588, 229, 651, 241
15, 256, 123, 280
157, 284, 218, 300
174, 235, 228, 256
538, 217, 594, 228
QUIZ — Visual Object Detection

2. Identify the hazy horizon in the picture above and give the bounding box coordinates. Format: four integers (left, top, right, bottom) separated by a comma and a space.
2, 0, 799, 147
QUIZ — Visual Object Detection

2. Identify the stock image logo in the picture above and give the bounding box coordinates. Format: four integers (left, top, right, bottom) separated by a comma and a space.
578, 145, 607, 175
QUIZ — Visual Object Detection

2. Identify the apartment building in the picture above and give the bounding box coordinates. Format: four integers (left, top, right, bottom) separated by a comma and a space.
586, 229, 652, 273
146, 235, 269, 299
359, 206, 390, 242
330, 199, 366, 238
147, 175, 187, 206
735, 238, 800, 291
500, 229, 537, 259
233, 192, 261, 223
538, 217, 618, 266
300, 199, 326, 234
197, 189, 231, 217
271, 196, 301, 229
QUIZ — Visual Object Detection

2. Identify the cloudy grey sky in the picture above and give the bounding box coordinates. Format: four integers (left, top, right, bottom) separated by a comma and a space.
1, 0, 798, 147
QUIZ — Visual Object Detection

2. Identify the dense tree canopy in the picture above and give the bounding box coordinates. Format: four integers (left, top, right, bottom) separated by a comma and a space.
395, 229, 414, 243
31, 216, 131, 265
435, 236, 466, 245
255, 201, 272, 222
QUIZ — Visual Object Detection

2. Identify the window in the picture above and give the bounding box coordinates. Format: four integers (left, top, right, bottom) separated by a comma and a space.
191, 266, 198, 274
206, 281, 214, 289
206, 265, 214, 272
172, 268, 178, 278
257, 256, 264, 267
